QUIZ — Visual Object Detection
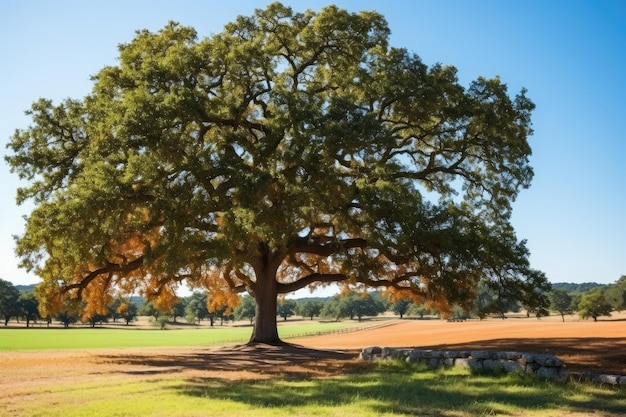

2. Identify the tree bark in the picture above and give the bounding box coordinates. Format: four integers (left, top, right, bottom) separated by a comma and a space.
249, 276, 280, 344
248, 248, 282, 344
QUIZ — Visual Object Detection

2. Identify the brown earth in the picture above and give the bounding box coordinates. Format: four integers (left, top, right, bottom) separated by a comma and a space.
291, 317, 626, 375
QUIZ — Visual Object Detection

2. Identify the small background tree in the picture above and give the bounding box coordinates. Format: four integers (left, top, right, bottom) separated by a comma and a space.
234, 295, 256, 324
18, 292, 40, 327
116, 300, 138, 325
277, 298, 297, 321
605, 275, 626, 312
0, 279, 20, 325
549, 289, 573, 322
577, 289, 612, 321
185, 291, 210, 324
295, 300, 324, 320
139, 302, 162, 321
390, 298, 412, 319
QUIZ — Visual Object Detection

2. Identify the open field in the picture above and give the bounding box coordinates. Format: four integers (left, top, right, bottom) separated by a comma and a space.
1, 315, 625, 416
291, 313, 626, 374
0, 320, 372, 351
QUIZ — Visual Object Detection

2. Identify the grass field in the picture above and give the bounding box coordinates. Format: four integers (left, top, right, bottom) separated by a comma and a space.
2, 358, 624, 417
0, 320, 368, 350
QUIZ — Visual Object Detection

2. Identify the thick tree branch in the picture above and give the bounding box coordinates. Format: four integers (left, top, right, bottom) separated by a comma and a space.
62, 256, 146, 299
289, 236, 368, 257
277, 272, 350, 294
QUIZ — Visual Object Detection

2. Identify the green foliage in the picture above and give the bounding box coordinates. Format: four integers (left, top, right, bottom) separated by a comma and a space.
18, 292, 40, 327
577, 289, 613, 321
552, 282, 606, 293
15, 284, 37, 292
83, 309, 108, 328
6, 3, 547, 343
119, 300, 138, 325
234, 295, 256, 323
0, 278, 20, 325
604, 275, 626, 311
156, 316, 169, 330
449, 304, 471, 321
406, 302, 433, 318
321, 291, 387, 321
55, 309, 79, 328
295, 299, 324, 320
549, 289, 573, 321
276, 298, 297, 321
50, 296, 82, 328
171, 299, 187, 323
391, 298, 412, 318
139, 301, 162, 320
183, 291, 232, 326
569, 292, 582, 311
471, 280, 523, 319
320, 297, 343, 321
185, 291, 209, 324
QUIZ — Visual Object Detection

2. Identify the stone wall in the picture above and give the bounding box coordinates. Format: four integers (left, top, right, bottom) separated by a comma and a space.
361, 346, 626, 386
360, 346, 570, 381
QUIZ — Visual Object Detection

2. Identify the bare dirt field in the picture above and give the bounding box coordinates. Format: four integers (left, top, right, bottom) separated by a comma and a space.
292, 315, 626, 375
1, 315, 625, 402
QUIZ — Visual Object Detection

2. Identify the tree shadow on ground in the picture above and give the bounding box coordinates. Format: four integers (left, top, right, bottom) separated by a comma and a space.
99, 343, 365, 379
97, 342, 626, 416
100, 337, 626, 377
172, 363, 625, 416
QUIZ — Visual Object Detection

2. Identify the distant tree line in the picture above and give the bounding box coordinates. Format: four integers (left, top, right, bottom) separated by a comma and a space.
548, 276, 626, 322
1, 276, 625, 327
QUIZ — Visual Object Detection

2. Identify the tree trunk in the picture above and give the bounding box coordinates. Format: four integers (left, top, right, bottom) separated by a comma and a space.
249, 278, 280, 344
248, 249, 281, 345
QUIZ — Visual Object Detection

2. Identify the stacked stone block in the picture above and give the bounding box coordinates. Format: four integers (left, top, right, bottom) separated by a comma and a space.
360, 346, 569, 381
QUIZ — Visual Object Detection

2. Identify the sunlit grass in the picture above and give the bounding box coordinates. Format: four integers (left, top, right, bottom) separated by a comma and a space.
0, 321, 359, 350
3, 362, 624, 417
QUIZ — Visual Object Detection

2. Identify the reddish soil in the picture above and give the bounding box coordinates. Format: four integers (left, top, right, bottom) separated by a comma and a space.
292, 317, 626, 375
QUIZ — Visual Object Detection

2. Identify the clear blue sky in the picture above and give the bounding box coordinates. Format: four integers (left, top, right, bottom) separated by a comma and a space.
1, 0, 625, 291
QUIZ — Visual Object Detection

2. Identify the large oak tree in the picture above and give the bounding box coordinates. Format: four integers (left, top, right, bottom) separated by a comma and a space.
6, 3, 549, 344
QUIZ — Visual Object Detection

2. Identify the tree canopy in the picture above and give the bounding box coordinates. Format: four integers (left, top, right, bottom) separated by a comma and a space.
549, 288, 573, 322
577, 289, 612, 321
0, 278, 20, 325
5, 2, 548, 344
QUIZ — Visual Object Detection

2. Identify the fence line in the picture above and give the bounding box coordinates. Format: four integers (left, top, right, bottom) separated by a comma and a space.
283, 321, 395, 340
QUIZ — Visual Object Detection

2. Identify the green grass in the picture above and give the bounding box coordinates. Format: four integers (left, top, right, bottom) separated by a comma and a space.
0, 321, 359, 350
2, 325, 624, 416
3, 362, 624, 417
